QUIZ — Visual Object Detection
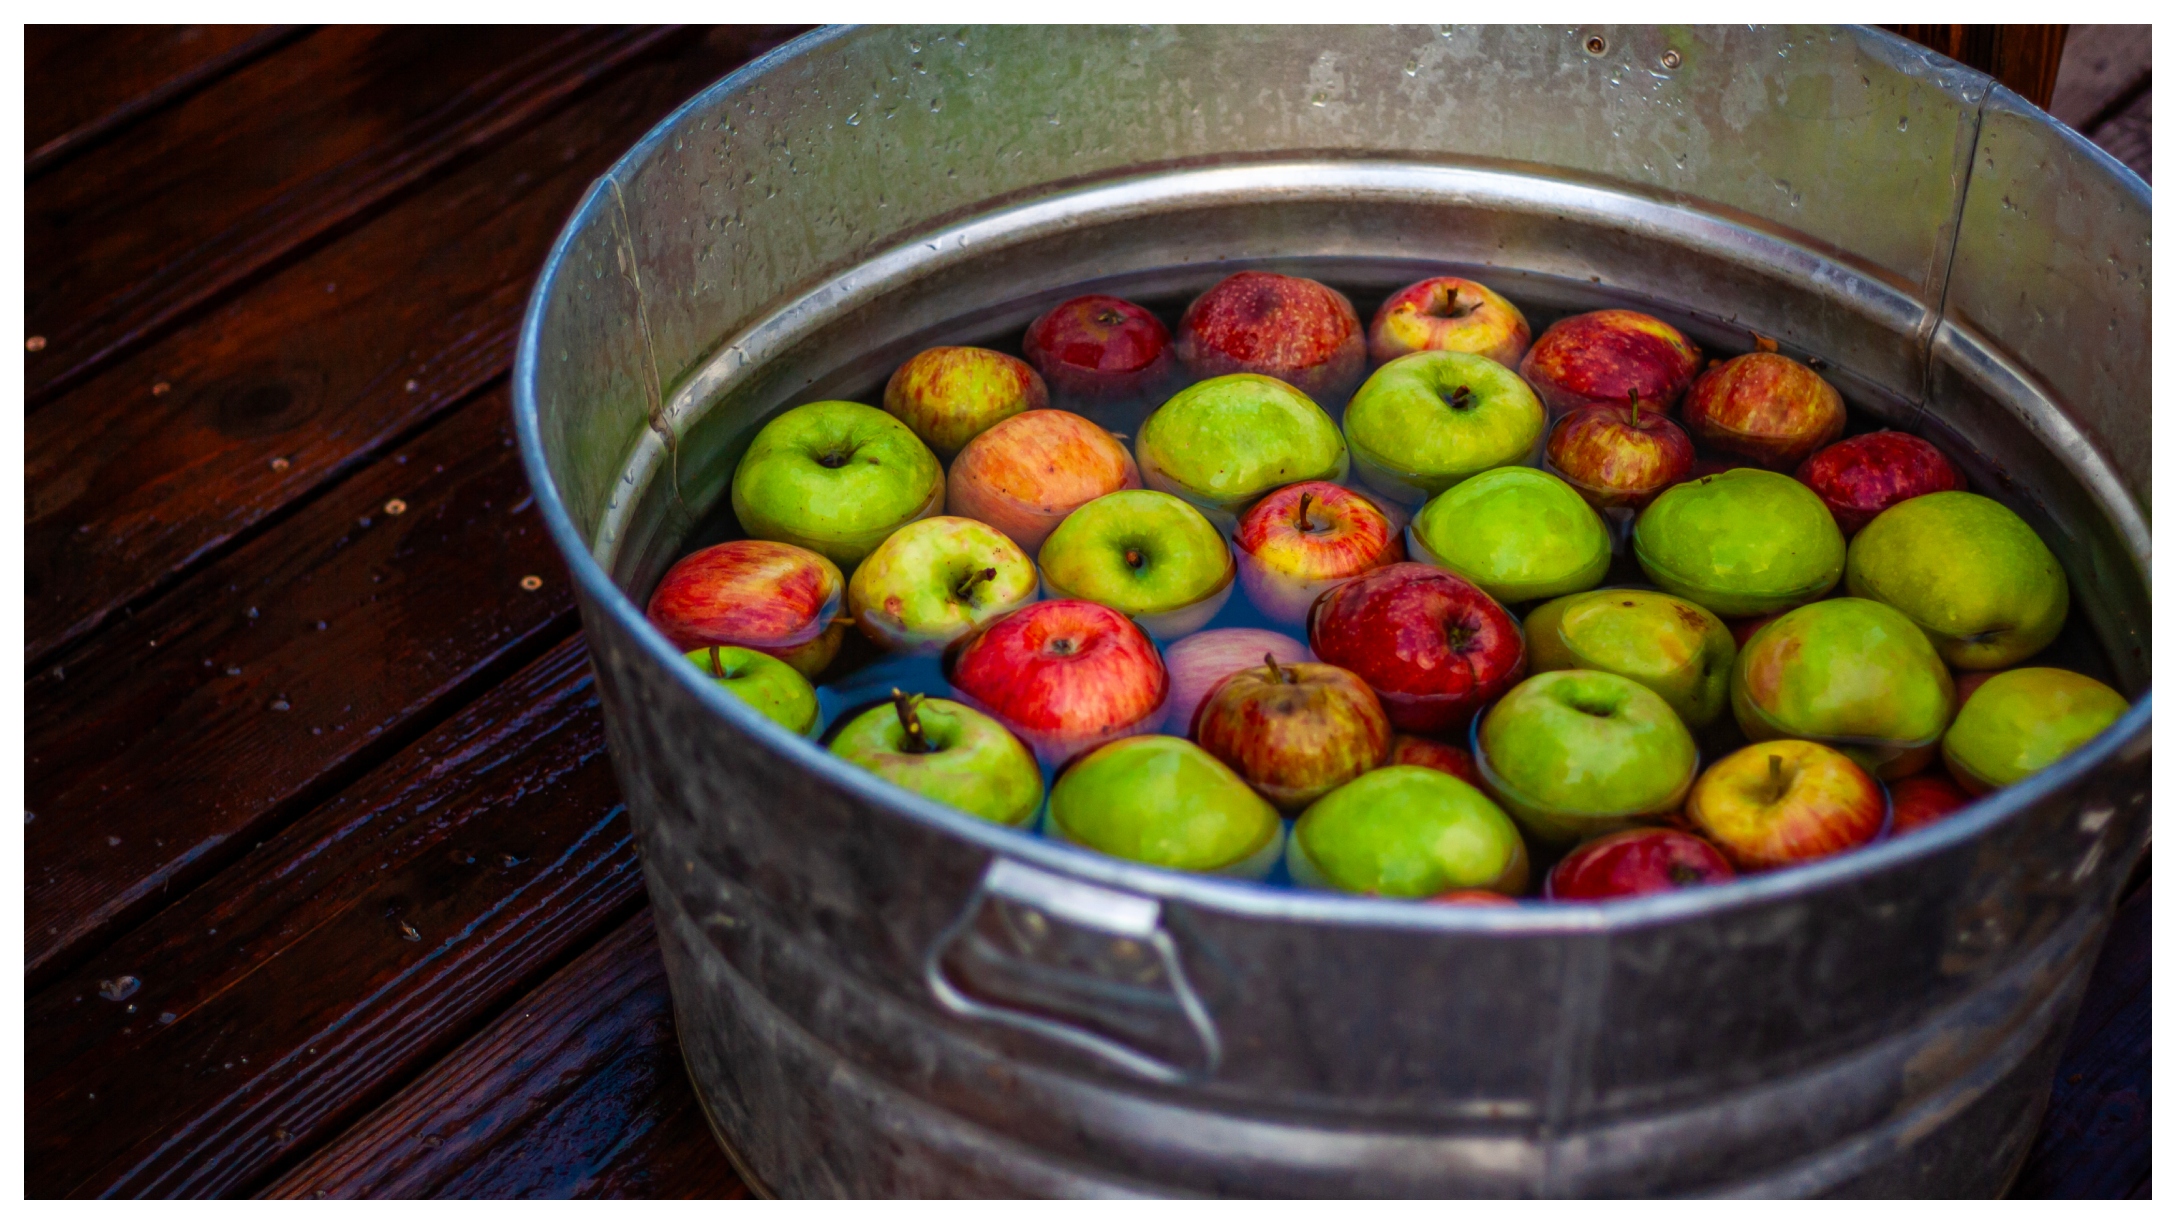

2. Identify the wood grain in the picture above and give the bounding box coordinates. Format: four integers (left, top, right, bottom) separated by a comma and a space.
25, 388, 577, 986
23, 637, 642, 1199
2049, 25, 2152, 131
23, 25, 684, 405
25, 25, 306, 176
264, 910, 747, 1199
1884, 25, 2070, 110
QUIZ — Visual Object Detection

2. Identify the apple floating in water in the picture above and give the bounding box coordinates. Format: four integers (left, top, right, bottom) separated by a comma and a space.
1518, 309, 1703, 418
1941, 667, 2128, 795
1845, 491, 2069, 671
1680, 350, 1845, 471
1475, 669, 1700, 846
1047, 735, 1284, 878
1794, 430, 1963, 536
830, 690, 1044, 827
1192, 654, 1392, 812
1410, 466, 1612, 606
946, 408, 1140, 555
1020, 293, 1177, 425
1232, 481, 1403, 628
1387, 734, 1483, 786
846, 515, 1038, 655
1732, 597, 1956, 779
1545, 394, 1696, 511
1524, 588, 1735, 731
1888, 771, 1972, 835
1159, 627, 1312, 735
882, 345, 1049, 459
950, 599, 1167, 768
1174, 271, 1367, 407
1037, 489, 1235, 639
730, 400, 945, 568
1342, 350, 1547, 507
1135, 373, 1349, 528
1307, 562, 1526, 736
1633, 467, 1845, 617
683, 645, 820, 737
1544, 827, 1736, 901
1685, 740, 1885, 871
646, 538, 847, 678
1366, 275, 1531, 367
1287, 766, 1529, 898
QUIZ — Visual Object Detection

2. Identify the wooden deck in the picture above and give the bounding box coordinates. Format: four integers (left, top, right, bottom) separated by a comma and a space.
22, 26, 2149, 1198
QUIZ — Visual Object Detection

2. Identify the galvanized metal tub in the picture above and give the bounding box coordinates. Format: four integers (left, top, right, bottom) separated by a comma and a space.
513, 25, 2151, 1196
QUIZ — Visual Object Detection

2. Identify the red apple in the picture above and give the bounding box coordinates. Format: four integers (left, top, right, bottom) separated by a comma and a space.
1952, 670, 1999, 706
1545, 398, 1696, 510
1794, 431, 1965, 536
883, 345, 1049, 458
1682, 352, 1846, 469
946, 409, 1141, 554
1193, 656, 1393, 810
1174, 271, 1366, 405
1428, 890, 1518, 906
1367, 276, 1531, 367
1685, 740, 1884, 871
950, 599, 1167, 767
1544, 827, 1736, 901
1888, 771, 1972, 835
1387, 734, 1482, 787
1518, 309, 1703, 418
646, 539, 846, 678
1307, 562, 1526, 736
1233, 481, 1405, 626
1021, 294, 1177, 413
1160, 627, 1313, 734
1727, 613, 1781, 649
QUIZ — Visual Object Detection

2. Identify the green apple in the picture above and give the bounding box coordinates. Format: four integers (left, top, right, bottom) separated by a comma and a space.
1942, 667, 2127, 794
1524, 588, 1735, 729
1633, 467, 1844, 616
1038, 489, 1235, 639
1845, 491, 2070, 670
684, 645, 819, 737
1476, 669, 1698, 844
730, 400, 946, 568
846, 515, 1038, 654
1410, 466, 1610, 605
1343, 351, 1547, 506
1135, 373, 1349, 527
830, 692, 1043, 826
1732, 597, 1955, 778
1288, 765, 1529, 897
1046, 735, 1284, 876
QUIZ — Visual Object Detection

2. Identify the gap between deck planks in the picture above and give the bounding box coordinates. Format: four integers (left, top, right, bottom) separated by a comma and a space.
25, 25, 309, 177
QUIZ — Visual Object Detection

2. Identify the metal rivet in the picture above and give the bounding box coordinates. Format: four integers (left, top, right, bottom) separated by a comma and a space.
520, 575, 544, 591
1660, 49, 1682, 70
1584, 34, 1607, 55
26, 335, 46, 352
384, 498, 408, 516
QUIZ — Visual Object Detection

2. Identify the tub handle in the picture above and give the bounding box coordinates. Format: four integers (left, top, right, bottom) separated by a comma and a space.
924, 857, 1223, 1084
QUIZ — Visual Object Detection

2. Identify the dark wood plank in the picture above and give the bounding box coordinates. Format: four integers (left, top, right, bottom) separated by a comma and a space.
2086, 86, 2152, 183
263, 910, 747, 1199
25, 387, 577, 986
23, 636, 642, 1199
1884, 25, 2070, 110
23, 26, 803, 667
22, 25, 686, 406
2013, 881, 2151, 1198
25, 25, 306, 177
2049, 25, 2152, 131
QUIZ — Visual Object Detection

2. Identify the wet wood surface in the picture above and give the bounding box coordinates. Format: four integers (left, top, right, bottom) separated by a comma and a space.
21, 24, 2148, 1199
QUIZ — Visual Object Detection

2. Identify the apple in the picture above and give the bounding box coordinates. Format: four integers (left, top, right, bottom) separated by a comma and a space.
1046, 735, 1284, 877
1020, 293, 1177, 422
1681, 352, 1847, 469
1518, 309, 1703, 418
882, 345, 1049, 458
1888, 771, 1972, 834
830, 690, 1044, 826
1545, 398, 1696, 510
730, 400, 946, 568
1544, 827, 1736, 901
1409, 466, 1611, 606
1159, 627, 1313, 734
1367, 275, 1531, 367
1953, 670, 1999, 705
647, 538, 847, 678
1523, 588, 1736, 730
1941, 667, 2128, 795
1307, 562, 1526, 735
950, 599, 1167, 767
1795, 430, 1964, 536
1387, 734, 1483, 786
846, 515, 1038, 655
946, 408, 1140, 555
1037, 489, 1235, 639
683, 645, 820, 737
1233, 481, 1404, 627
1474, 670, 1699, 844
1633, 468, 1845, 617
1727, 613, 1780, 649
1732, 597, 1956, 779
1192, 656, 1392, 811
1342, 351, 1547, 506
1684, 739, 1884, 871
1845, 491, 2069, 670
1135, 373, 1349, 527
1174, 271, 1366, 406
1288, 766, 1529, 898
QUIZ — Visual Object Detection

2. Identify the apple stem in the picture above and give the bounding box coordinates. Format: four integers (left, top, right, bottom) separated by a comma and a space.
1262, 652, 1292, 684
1767, 753, 1787, 804
1446, 384, 1474, 411
1294, 491, 1316, 533
1123, 548, 1144, 570
707, 645, 725, 679
957, 566, 998, 599
892, 688, 933, 754
1628, 388, 1641, 427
